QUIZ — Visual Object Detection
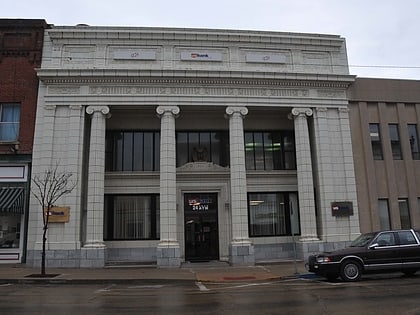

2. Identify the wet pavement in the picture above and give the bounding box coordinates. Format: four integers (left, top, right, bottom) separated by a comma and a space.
0, 260, 307, 284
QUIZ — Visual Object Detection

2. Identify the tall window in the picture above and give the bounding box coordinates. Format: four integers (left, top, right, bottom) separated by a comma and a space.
105, 131, 160, 171
408, 124, 420, 160
245, 131, 296, 170
104, 194, 160, 240
0, 103, 20, 142
398, 198, 411, 229
248, 192, 299, 237
176, 131, 229, 167
369, 124, 383, 160
378, 199, 391, 230
389, 124, 402, 159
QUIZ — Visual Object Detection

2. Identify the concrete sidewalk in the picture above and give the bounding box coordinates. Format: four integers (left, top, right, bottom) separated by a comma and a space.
0, 261, 308, 284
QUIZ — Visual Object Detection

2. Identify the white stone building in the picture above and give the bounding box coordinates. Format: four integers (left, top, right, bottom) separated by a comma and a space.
27, 25, 360, 267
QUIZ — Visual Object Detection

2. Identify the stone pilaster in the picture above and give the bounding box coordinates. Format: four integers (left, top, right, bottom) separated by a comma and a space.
225, 106, 255, 266
156, 105, 181, 267
82, 105, 110, 267
291, 108, 318, 241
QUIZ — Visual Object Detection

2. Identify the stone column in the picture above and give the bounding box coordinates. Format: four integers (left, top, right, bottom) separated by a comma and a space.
291, 108, 318, 241
225, 106, 255, 266
156, 105, 181, 268
82, 105, 109, 267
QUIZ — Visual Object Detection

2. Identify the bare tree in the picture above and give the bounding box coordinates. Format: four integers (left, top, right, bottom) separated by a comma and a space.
31, 163, 76, 275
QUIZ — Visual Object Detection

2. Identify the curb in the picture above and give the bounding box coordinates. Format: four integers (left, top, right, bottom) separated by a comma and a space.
0, 275, 305, 285
0, 278, 197, 285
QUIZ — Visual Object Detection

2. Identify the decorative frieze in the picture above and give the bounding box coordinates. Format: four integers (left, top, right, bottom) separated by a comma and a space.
48, 86, 80, 94
317, 90, 346, 98
88, 85, 311, 97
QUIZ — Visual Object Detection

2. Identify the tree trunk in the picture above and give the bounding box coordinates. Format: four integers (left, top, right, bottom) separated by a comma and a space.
41, 225, 47, 275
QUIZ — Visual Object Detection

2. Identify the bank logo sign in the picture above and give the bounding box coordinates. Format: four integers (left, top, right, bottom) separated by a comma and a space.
181, 51, 222, 61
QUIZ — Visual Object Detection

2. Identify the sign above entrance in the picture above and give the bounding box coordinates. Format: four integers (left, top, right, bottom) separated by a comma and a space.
180, 51, 222, 61
187, 196, 215, 211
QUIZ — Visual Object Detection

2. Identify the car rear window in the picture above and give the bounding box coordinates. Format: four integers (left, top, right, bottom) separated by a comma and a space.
397, 231, 417, 245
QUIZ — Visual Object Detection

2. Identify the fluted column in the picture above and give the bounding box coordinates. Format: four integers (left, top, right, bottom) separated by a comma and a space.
156, 105, 180, 267
225, 106, 255, 266
291, 108, 318, 241
84, 105, 110, 250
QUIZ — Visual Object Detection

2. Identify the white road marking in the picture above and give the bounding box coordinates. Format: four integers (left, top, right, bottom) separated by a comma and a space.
95, 284, 116, 293
127, 285, 165, 289
196, 281, 210, 291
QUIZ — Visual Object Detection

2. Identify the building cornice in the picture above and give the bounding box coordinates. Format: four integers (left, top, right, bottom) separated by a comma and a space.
47, 26, 345, 48
37, 69, 355, 88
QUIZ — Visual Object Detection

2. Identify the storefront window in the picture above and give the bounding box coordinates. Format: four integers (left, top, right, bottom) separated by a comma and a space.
104, 195, 160, 240
176, 131, 229, 167
105, 131, 160, 171
248, 192, 299, 237
0, 214, 20, 248
245, 131, 296, 170
0, 184, 25, 250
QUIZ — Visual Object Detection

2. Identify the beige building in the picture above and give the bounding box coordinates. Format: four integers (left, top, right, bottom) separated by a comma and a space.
349, 78, 420, 233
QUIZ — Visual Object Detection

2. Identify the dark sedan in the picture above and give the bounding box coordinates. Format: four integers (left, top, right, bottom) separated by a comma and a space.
307, 229, 420, 281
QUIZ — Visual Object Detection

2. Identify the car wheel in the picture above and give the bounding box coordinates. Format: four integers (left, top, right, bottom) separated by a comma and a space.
340, 260, 362, 282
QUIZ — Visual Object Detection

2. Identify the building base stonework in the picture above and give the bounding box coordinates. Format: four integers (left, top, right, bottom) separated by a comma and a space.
156, 242, 181, 268
26, 249, 82, 268
80, 247, 106, 268
106, 247, 157, 264
229, 242, 255, 266
254, 243, 295, 261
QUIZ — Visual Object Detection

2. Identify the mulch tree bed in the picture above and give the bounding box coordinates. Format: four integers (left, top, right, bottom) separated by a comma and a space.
25, 274, 60, 278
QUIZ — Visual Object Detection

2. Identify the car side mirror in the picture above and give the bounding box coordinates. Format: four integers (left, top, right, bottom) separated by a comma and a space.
369, 243, 379, 250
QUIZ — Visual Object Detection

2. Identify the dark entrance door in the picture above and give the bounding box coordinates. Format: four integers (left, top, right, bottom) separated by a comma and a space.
184, 193, 219, 262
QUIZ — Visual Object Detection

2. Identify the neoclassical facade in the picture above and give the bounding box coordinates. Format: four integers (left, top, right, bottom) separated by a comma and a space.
27, 26, 359, 267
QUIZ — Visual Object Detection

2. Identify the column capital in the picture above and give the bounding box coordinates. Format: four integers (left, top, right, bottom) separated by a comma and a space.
44, 105, 56, 111
69, 105, 83, 111
338, 107, 350, 114
225, 106, 248, 117
156, 105, 180, 117
86, 105, 110, 115
291, 107, 313, 118
315, 107, 328, 113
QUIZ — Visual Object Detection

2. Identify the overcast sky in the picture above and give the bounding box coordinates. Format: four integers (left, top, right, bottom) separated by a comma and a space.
3, 0, 419, 80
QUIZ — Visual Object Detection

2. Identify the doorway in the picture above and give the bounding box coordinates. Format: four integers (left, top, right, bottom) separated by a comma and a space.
184, 193, 219, 262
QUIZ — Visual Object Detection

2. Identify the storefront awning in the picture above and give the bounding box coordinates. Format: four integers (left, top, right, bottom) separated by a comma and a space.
0, 187, 24, 214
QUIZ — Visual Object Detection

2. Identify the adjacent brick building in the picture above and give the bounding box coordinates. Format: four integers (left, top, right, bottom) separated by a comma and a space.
0, 19, 48, 263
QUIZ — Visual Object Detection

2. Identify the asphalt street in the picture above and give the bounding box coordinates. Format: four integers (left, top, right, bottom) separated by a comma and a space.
1, 272, 419, 314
